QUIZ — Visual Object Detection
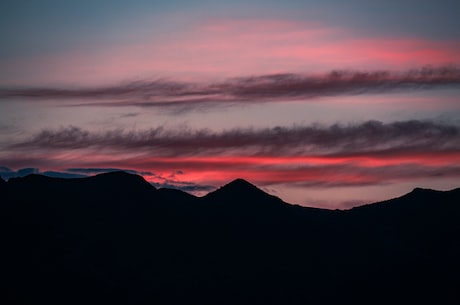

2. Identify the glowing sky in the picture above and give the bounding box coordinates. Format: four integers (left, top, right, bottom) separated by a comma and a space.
1, 0, 460, 208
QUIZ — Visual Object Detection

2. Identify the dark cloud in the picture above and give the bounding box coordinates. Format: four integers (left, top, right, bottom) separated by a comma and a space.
1, 66, 459, 110
152, 181, 215, 193
11, 120, 460, 158
3, 120, 460, 189
0, 166, 13, 173
119, 112, 140, 118
0, 167, 39, 180
0, 79, 193, 100
0, 167, 15, 180
17, 168, 39, 176
0, 167, 87, 180
0, 157, 60, 170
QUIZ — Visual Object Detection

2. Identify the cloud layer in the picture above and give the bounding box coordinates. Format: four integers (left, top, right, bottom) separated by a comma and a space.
12, 120, 460, 157
1, 66, 460, 111
2, 120, 460, 191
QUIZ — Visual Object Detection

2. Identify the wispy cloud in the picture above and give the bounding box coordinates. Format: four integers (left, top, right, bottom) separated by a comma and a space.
2, 120, 460, 189
11, 120, 460, 158
0, 167, 39, 179
1, 66, 459, 111
0, 167, 86, 180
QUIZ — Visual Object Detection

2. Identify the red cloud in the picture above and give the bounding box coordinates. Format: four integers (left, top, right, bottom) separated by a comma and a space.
3, 120, 460, 191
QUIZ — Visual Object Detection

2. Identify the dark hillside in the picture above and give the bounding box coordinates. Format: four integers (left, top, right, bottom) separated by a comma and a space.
1, 173, 459, 304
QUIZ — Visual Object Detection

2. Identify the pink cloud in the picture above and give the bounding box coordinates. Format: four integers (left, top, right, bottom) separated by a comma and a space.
3, 18, 460, 86
3, 150, 459, 190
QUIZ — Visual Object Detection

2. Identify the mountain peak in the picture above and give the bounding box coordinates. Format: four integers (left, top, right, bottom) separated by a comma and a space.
214, 178, 264, 196
204, 178, 285, 208
225, 178, 258, 189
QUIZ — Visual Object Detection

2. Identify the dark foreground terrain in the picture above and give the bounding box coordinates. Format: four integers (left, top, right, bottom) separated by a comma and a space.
1, 172, 459, 304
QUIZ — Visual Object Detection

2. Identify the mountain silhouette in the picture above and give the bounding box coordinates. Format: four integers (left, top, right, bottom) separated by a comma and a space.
206, 178, 283, 202
7, 170, 155, 196
1, 173, 459, 305
203, 178, 288, 214
209, 178, 271, 196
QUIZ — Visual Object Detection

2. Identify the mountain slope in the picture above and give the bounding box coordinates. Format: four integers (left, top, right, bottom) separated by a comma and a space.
1, 173, 459, 305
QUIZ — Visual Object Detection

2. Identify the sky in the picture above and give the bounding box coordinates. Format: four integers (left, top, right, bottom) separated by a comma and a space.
1, 0, 460, 209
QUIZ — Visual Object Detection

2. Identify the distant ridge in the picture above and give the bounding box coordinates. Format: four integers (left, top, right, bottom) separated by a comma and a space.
3, 172, 460, 210
352, 186, 460, 211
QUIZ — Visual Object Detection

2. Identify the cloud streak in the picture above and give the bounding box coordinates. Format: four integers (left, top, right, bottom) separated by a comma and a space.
3, 120, 460, 191
11, 120, 460, 158
1, 66, 460, 110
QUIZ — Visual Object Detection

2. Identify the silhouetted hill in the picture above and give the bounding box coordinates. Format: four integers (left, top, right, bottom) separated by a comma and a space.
203, 178, 290, 220
1, 173, 459, 305
5, 171, 156, 209
204, 178, 285, 205
85, 170, 155, 190
206, 178, 270, 199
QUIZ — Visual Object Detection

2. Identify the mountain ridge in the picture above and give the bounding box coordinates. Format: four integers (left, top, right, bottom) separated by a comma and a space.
2, 171, 460, 304
3, 171, 459, 210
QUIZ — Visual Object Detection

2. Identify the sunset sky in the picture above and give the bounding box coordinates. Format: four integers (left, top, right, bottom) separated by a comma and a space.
1, 0, 460, 208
